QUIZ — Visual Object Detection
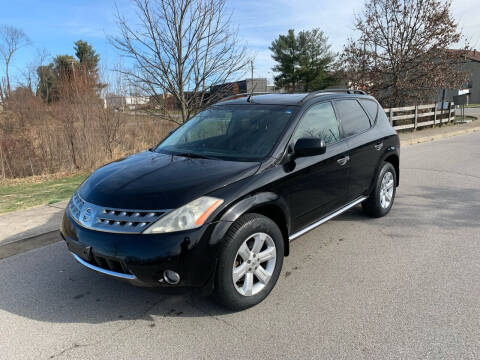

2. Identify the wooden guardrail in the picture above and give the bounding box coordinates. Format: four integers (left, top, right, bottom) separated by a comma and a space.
384, 102, 455, 130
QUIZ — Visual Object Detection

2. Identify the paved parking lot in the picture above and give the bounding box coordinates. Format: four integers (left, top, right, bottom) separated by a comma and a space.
0, 132, 479, 359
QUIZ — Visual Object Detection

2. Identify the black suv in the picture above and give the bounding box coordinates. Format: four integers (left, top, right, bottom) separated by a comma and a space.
61, 90, 399, 310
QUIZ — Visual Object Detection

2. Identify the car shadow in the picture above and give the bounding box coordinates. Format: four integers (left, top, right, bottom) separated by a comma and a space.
334, 185, 480, 230
0, 241, 232, 326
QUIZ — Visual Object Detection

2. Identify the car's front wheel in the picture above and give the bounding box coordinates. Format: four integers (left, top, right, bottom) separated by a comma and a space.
362, 161, 397, 217
213, 213, 284, 311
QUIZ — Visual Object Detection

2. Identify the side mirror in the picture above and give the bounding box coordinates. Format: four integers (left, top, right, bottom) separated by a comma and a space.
294, 137, 326, 158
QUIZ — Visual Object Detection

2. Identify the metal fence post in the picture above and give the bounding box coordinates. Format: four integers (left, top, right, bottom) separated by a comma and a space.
440, 89, 446, 127
448, 102, 452, 123
389, 108, 393, 126
440, 104, 444, 127
433, 104, 437, 127
414, 105, 418, 129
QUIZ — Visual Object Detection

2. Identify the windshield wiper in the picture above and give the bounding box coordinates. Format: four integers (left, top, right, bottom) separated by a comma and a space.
175, 152, 217, 160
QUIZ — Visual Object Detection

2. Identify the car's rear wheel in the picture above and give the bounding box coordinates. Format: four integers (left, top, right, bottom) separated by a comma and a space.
362, 162, 397, 218
213, 213, 284, 311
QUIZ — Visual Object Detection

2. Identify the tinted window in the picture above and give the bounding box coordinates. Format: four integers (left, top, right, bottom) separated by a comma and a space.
156, 105, 295, 161
292, 102, 340, 145
335, 99, 371, 137
377, 107, 390, 125
359, 99, 378, 123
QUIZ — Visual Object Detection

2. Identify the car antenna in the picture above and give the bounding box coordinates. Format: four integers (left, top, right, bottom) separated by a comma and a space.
247, 60, 256, 103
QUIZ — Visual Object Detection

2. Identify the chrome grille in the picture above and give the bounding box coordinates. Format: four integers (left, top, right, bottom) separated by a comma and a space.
67, 192, 170, 234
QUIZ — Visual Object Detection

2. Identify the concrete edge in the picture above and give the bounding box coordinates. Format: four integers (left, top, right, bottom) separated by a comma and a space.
401, 126, 480, 146
0, 230, 61, 260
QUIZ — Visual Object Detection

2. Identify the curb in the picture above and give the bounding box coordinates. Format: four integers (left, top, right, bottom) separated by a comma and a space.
401, 126, 480, 146
0, 230, 61, 260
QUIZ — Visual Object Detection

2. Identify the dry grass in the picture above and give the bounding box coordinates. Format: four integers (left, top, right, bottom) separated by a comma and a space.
0, 90, 176, 180
0, 171, 83, 186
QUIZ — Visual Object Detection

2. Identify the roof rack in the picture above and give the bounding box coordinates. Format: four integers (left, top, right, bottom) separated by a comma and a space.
216, 92, 271, 103
301, 89, 366, 103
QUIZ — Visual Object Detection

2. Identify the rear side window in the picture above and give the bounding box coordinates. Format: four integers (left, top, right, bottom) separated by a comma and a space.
359, 99, 378, 123
335, 99, 371, 137
377, 107, 390, 125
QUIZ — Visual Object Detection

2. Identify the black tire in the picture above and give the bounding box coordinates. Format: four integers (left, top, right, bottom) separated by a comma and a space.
362, 162, 397, 218
213, 213, 284, 311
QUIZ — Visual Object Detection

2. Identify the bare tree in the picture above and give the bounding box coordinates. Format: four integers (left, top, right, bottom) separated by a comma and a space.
0, 25, 30, 101
19, 48, 50, 93
110, 0, 250, 124
341, 0, 468, 107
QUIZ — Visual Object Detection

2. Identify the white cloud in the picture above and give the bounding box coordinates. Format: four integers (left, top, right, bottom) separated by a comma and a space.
451, 0, 480, 48
229, 0, 480, 79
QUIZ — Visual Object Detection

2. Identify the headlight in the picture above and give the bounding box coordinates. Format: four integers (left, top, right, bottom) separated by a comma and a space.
143, 196, 223, 234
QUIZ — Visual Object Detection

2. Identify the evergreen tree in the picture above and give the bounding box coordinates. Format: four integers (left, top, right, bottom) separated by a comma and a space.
36, 40, 101, 102
270, 29, 337, 92
74, 40, 99, 72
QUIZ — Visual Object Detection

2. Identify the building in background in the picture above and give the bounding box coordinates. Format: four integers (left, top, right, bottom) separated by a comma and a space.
210, 78, 268, 99
104, 94, 150, 110
441, 50, 480, 104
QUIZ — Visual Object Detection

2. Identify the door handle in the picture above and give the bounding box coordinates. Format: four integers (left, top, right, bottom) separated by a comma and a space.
374, 142, 383, 151
337, 155, 350, 166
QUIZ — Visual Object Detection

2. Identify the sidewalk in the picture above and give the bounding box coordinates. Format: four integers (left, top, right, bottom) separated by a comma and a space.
399, 118, 480, 145
0, 117, 478, 257
0, 200, 67, 246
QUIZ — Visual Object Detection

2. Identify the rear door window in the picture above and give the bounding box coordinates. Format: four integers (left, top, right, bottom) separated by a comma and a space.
335, 99, 371, 137
359, 99, 378, 124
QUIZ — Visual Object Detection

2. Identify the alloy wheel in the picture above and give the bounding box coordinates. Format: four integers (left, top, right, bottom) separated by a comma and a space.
232, 232, 277, 296
380, 171, 394, 208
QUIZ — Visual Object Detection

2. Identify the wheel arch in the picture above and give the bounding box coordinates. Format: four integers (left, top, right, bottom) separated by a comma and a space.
249, 203, 290, 256
367, 148, 400, 196
384, 153, 399, 186
209, 192, 291, 256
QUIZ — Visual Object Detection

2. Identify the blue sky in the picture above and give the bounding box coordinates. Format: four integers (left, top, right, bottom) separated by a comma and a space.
1, 0, 478, 88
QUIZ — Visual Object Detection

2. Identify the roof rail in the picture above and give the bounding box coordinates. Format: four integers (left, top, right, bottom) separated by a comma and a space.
216, 92, 271, 103
301, 88, 366, 103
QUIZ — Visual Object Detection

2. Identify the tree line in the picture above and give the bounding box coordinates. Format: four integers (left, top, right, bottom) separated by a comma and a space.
269, 0, 468, 107
0, 0, 469, 179
0, 0, 468, 114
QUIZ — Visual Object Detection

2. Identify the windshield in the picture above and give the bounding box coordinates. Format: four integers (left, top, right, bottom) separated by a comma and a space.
155, 104, 296, 161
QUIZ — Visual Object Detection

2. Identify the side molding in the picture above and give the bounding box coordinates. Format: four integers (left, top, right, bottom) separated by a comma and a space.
289, 196, 368, 241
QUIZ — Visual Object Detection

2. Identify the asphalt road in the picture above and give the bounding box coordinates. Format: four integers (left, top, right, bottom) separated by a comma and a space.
1, 133, 479, 360
464, 107, 480, 118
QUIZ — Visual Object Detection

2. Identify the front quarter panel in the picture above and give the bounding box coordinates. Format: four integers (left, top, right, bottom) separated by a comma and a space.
205, 167, 293, 246
208, 191, 291, 247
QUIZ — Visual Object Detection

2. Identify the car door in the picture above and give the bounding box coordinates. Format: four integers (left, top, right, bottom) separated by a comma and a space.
334, 98, 381, 201
280, 101, 350, 233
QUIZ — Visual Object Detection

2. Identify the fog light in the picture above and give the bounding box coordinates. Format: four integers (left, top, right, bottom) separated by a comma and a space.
163, 270, 180, 285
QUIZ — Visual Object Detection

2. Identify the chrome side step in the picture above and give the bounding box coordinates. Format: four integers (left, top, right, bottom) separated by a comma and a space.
289, 197, 368, 241
71, 252, 137, 280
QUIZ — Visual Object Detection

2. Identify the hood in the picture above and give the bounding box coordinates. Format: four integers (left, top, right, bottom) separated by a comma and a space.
78, 151, 260, 210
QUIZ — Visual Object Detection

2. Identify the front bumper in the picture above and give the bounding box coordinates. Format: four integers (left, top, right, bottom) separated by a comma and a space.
61, 211, 219, 288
